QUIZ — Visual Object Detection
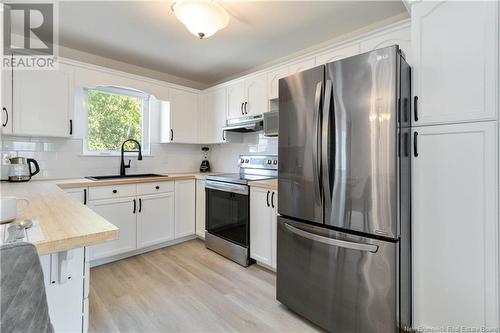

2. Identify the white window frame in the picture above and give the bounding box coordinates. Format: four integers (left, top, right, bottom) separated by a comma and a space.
82, 86, 151, 156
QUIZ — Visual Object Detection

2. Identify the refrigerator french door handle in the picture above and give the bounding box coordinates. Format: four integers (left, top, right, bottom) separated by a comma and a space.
312, 81, 323, 202
322, 79, 333, 207
284, 223, 379, 253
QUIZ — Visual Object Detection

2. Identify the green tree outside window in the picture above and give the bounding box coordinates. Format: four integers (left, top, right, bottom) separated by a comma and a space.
87, 89, 144, 151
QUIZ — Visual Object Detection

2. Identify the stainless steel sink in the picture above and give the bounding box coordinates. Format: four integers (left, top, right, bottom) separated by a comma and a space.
85, 173, 167, 181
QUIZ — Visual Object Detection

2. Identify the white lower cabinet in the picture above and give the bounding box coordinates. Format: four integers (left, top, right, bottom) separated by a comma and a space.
86, 180, 195, 263
63, 187, 88, 205
137, 192, 175, 248
175, 179, 196, 238
250, 187, 278, 270
412, 121, 499, 328
87, 197, 137, 260
40, 247, 86, 333
195, 179, 206, 238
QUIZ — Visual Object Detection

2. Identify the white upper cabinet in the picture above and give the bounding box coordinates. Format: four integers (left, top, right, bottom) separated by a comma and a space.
174, 180, 196, 238
137, 192, 175, 248
412, 122, 498, 328
315, 44, 360, 66
267, 66, 289, 100
360, 25, 411, 64
226, 75, 267, 118
13, 63, 74, 137
411, 1, 498, 125
2, 56, 13, 135
226, 81, 245, 119
168, 88, 199, 143
244, 73, 268, 116
201, 88, 227, 143
288, 58, 316, 75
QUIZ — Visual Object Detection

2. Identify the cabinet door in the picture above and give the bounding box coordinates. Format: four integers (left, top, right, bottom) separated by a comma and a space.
64, 187, 87, 205
315, 44, 360, 66
267, 67, 289, 100
169, 88, 199, 143
206, 88, 227, 143
359, 25, 411, 64
87, 197, 137, 260
2, 54, 12, 135
244, 73, 267, 115
13, 63, 74, 137
174, 179, 195, 238
137, 192, 174, 248
270, 191, 278, 270
226, 81, 245, 119
195, 179, 206, 238
412, 122, 498, 328
412, 1, 498, 125
250, 188, 273, 266
288, 58, 316, 75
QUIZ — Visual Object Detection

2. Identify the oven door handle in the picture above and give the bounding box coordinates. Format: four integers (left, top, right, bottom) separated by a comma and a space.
206, 181, 249, 195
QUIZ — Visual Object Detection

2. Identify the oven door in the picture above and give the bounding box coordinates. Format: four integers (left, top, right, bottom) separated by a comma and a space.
205, 181, 249, 247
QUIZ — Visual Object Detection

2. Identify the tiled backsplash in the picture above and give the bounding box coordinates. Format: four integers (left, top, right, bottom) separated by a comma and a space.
0, 132, 278, 180
0, 136, 203, 180
209, 132, 278, 173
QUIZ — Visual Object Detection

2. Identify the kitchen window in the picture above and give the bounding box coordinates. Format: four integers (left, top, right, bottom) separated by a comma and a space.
83, 86, 151, 155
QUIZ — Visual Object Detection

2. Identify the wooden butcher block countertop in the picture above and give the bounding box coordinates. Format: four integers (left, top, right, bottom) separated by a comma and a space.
0, 173, 211, 255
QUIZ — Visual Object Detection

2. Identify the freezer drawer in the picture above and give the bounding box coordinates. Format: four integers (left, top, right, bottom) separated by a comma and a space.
277, 217, 398, 333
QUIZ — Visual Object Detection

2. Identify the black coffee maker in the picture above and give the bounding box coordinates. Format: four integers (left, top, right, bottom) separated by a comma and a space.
200, 147, 210, 172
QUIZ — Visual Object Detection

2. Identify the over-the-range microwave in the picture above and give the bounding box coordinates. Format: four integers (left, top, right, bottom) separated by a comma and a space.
263, 111, 278, 137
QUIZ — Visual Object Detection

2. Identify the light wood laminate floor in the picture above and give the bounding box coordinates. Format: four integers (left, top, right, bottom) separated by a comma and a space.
89, 239, 322, 332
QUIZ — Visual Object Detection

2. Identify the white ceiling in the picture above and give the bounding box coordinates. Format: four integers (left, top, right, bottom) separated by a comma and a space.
58, 1, 408, 86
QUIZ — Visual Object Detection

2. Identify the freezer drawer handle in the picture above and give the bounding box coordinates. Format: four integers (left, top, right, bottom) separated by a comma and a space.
284, 223, 379, 253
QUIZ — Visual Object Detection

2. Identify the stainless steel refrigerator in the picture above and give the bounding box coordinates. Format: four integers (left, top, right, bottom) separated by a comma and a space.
277, 45, 411, 333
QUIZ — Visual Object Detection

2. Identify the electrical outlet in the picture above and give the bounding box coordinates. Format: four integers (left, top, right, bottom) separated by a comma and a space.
2, 152, 17, 165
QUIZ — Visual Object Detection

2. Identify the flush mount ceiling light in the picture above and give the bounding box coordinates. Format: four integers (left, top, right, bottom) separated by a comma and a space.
171, 0, 229, 39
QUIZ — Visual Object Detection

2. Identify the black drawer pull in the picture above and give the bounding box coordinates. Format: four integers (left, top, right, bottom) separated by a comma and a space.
133, 199, 136, 214
414, 96, 419, 122
69, 119, 73, 135
266, 190, 270, 207
138, 198, 142, 213
155, 186, 160, 190
2, 107, 8, 127
83, 189, 87, 205
413, 132, 419, 157
112, 189, 117, 194
271, 191, 275, 208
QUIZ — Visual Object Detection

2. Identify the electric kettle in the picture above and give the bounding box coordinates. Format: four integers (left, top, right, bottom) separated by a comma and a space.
8, 157, 40, 182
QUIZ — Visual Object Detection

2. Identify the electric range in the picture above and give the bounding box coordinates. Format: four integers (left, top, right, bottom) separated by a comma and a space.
205, 155, 278, 266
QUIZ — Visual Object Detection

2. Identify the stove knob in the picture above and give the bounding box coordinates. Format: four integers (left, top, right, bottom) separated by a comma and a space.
273, 160, 278, 165
240, 158, 245, 163
245, 159, 249, 163
267, 159, 272, 165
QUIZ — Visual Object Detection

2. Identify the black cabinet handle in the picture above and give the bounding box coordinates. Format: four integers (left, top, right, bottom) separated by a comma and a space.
69, 119, 73, 135
404, 132, 410, 157
414, 96, 419, 122
2, 107, 8, 127
170, 129, 174, 141
155, 185, 160, 190
83, 188, 87, 205
240, 102, 244, 115
222, 130, 225, 141
266, 190, 270, 207
244, 102, 248, 114
112, 189, 117, 194
133, 199, 136, 214
271, 191, 275, 208
413, 132, 419, 157
138, 198, 142, 213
